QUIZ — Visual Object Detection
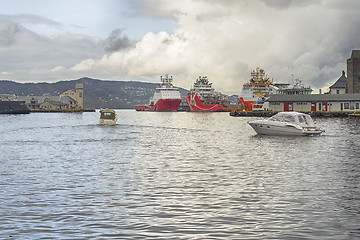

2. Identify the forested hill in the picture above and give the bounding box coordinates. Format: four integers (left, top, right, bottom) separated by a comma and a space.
0, 77, 189, 109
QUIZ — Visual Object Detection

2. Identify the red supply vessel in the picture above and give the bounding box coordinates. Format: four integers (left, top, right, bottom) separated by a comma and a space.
135, 75, 182, 111
185, 76, 228, 112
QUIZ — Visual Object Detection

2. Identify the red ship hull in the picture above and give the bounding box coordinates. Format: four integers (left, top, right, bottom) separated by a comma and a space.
238, 97, 256, 111
135, 98, 182, 111
185, 92, 224, 112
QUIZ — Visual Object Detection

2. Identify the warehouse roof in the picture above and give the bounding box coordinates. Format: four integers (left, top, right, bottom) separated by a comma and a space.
267, 93, 360, 102
329, 71, 347, 89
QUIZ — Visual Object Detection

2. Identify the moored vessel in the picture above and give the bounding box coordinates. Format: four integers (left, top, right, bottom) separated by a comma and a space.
186, 76, 228, 112
0, 95, 31, 114
239, 68, 314, 111
239, 67, 276, 111
248, 111, 323, 136
135, 75, 182, 112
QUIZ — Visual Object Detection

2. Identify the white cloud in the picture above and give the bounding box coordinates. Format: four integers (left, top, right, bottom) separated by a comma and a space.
1, 1, 360, 93
51, 66, 66, 72
71, 59, 97, 72
67, 0, 360, 93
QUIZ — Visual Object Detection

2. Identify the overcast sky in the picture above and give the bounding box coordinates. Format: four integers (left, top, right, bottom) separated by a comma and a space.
0, 0, 359, 93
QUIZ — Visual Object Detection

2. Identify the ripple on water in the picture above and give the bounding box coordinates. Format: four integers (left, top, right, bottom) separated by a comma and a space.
0, 112, 359, 239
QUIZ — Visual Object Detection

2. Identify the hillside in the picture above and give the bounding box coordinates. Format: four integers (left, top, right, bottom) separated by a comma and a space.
0, 77, 189, 109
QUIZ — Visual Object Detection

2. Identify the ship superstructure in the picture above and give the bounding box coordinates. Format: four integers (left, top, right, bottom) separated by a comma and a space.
239, 68, 277, 111
135, 75, 182, 111
239, 68, 314, 111
275, 78, 313, 95
185, 76, 228, 112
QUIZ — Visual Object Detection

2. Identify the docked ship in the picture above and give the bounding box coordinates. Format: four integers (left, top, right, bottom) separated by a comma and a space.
239, 68, 313, 111
0, 100, 31, 114
239, 67, 277, 111
135, 75, 182, 111
0, 95, 31, 114
186, 76, 228, 112
274, 78, 313, 95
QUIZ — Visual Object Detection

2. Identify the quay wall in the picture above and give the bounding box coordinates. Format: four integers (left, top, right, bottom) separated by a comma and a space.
31, 108, 95, 113
230, 111, 357, 118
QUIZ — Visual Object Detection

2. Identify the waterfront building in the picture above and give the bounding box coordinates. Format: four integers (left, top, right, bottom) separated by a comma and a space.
17, 96, 76, 110
329, 71, 347, 94
346, 50, 360, 93
16, 84, 84, 110
39, 98, 68, 110
60, 83, 84, 109
267, 94, 360, 112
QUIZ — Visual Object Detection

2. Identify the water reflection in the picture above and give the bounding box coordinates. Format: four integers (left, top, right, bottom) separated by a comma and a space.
0, 111, 359, 239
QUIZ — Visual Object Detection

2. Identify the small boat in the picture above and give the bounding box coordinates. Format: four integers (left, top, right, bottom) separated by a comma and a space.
248, 112, 323, 136
99, 109, 117, 125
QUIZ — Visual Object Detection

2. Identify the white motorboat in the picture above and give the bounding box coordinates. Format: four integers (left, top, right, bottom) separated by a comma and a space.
248, 112, 323, 136
99, 109, 117, 125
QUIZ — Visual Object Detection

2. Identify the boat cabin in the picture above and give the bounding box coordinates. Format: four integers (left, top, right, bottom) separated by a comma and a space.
99, 109, 117, 125
269, 112, 316, 128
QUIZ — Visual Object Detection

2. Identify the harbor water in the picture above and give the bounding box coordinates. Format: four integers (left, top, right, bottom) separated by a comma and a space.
1, 110, 359, 239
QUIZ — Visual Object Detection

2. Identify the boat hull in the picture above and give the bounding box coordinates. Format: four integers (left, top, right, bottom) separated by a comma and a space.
185, 93, 223, 112
99, 119, 117, 125
248, 120, 322, 136
0, 101, 31, 114
135, 98, 182, 112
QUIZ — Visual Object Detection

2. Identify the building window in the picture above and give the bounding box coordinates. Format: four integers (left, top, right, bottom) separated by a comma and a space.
350, 102, 355, 110
344, 103, 350, 109
356, 103, 359, 110
336, 90, 339, 94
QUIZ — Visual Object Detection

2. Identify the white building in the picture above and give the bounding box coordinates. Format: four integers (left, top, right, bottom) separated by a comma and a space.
267, 94, 360, 112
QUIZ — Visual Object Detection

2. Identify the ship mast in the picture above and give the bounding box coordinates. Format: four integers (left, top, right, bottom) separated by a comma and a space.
160, 74, 173, 85
250, 67, 272, 84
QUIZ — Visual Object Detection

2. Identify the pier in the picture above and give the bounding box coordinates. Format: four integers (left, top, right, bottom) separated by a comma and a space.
31, 108, 96, 113
230, 111, 357, 118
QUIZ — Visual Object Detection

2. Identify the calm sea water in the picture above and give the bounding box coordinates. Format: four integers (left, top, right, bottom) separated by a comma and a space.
0, 110, 359, 239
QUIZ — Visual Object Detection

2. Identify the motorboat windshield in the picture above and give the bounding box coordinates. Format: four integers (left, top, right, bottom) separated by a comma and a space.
100, 110, 116, 120
269, 113, 296, 123
268, 112, 316, 128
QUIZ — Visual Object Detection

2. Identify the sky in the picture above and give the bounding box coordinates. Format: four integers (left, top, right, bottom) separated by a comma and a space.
0, 0, 360, 94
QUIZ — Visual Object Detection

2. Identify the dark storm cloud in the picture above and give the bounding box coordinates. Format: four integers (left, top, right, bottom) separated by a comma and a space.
0, 15, 105, 81
0, 22, 21, 46
103, 28, 134, 52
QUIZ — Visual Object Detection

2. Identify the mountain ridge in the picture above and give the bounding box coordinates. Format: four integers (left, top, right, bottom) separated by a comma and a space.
0, 77, 189, 109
